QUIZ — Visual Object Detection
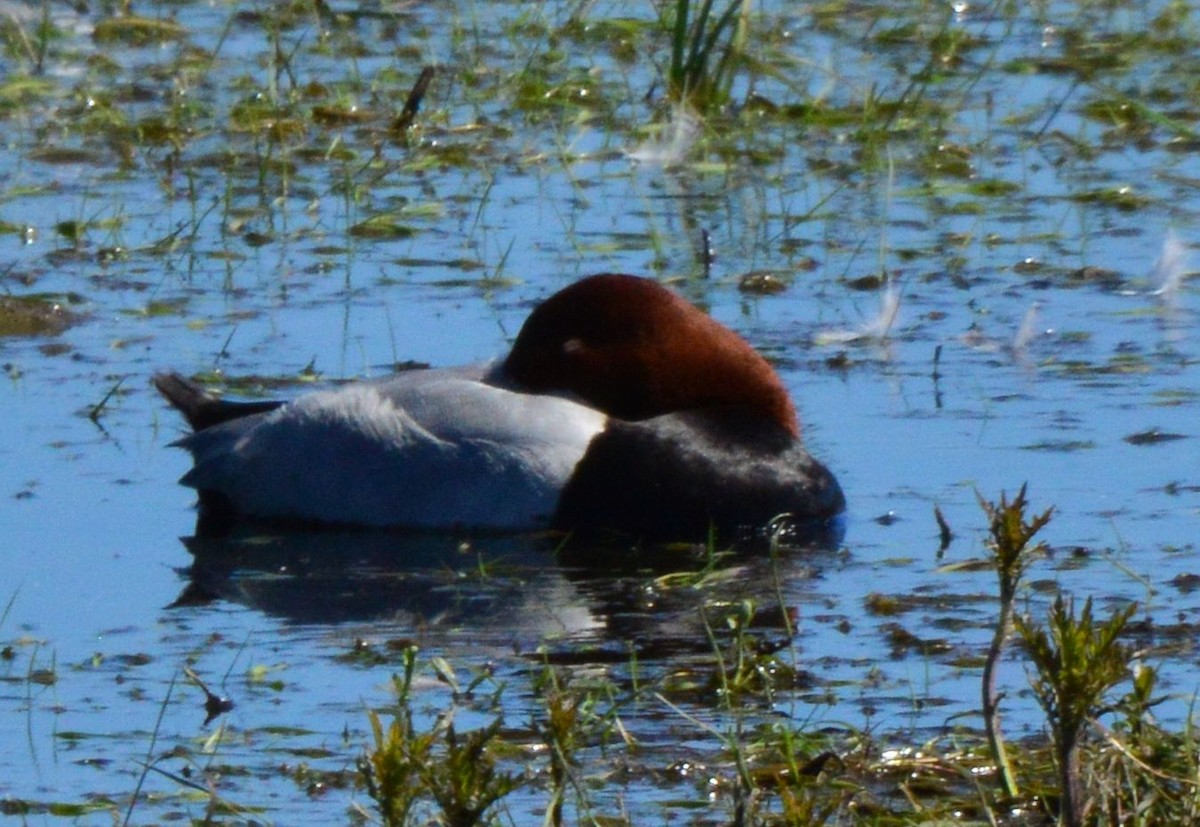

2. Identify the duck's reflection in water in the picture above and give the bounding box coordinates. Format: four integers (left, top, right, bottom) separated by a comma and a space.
172, 519, 845, 655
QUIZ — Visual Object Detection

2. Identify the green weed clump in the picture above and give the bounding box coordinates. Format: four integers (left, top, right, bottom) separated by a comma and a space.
975, 488, 1199, 827
530, 661, 621, 827
361, 647, 523, 827
664, 0, 751, 114
1017, 595, 1137, 827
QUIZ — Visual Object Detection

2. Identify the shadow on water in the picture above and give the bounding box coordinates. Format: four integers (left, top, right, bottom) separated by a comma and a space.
172, 517, 846, 655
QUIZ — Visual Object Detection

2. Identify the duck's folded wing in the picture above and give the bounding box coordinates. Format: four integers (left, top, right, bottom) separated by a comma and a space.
174, 376, 606, 529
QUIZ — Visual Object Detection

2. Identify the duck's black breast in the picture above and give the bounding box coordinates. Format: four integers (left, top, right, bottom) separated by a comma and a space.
553, 409, 845, 542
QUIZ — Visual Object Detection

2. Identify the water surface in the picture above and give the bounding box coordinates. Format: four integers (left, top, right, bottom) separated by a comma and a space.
1, 0, 1197, 822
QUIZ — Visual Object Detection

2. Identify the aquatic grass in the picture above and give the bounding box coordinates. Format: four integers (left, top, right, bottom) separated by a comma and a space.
23, 641, 55, 689
361, 646, 524, 827
653, 544, 839, 824
361, 649, 430, 827
1096, 665, 1200, 824
664, 0, 751, 114
2, 2, 59, 75
531, 665, 578, 827
529, 661, 623, 827
699, 599, 801, 704
84, 376, 122, 423
0, 590, 16, 639
421, 718, 523, 827
122, 671, 177, 827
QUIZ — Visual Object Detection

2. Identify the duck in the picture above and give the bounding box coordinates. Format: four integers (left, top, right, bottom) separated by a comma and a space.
154, 273, 844, 540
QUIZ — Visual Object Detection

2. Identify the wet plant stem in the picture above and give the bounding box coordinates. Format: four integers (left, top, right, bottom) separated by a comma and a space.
89, 377, 125, 422
981, 574, 1020, 800
979, 486, 1053, 800
0, 589, 17, 628
123, 671, 177, 827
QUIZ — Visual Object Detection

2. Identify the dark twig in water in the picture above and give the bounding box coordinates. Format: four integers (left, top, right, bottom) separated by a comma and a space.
185, 666, 235, 725
89, 377, 125, 423
933, 504, 953, 558
393, 66, 436, 132
931, 344, 943, 410
699, 228, 715, 278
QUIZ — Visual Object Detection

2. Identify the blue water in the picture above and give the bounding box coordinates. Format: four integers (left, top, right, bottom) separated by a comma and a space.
1, 0, 1198, 822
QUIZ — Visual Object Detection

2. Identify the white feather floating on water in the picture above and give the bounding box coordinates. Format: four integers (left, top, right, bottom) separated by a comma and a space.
815, 282, 901, 345
625, 108, 701, 167
1011, 301, 1042, 354
1150, 229, 1189, 298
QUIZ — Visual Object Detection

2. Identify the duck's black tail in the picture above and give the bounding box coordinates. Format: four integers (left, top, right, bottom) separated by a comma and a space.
152, 372, 284, 432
